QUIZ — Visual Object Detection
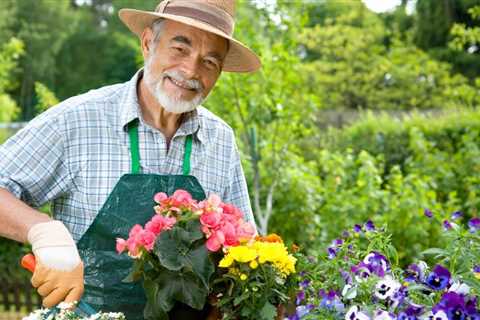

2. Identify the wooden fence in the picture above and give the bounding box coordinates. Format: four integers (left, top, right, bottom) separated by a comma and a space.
0, 279, 41, 319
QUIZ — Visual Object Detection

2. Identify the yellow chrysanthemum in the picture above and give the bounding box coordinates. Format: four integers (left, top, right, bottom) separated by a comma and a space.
249, 260, 258, 269
219, 255, 234, 268
240, 274, 247, 281
228, 245, 257, 263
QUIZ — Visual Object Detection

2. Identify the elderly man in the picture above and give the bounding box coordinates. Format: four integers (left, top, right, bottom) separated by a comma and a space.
0, 0, 259, 318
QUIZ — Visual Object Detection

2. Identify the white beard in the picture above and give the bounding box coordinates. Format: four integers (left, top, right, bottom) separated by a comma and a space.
143, 57, 205, 114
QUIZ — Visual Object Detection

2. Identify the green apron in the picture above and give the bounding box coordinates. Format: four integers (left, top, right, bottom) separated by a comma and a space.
76, 120, 209, 320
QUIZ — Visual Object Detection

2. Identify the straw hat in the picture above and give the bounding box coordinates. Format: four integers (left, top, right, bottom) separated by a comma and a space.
119, 0, 261, 73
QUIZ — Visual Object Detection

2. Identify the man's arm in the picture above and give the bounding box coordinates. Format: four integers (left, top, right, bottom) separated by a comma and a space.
0, 111, 84, 307
0, 188, 51, 243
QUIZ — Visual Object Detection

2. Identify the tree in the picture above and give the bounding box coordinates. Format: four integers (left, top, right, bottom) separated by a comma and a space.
0, 37, 24, 123
300, 1, 480, 111
207, 1, 315, 235
5, 0, 77, 120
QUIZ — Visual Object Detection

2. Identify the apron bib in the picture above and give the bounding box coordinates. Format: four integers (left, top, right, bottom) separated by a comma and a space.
76, 120, 208, 319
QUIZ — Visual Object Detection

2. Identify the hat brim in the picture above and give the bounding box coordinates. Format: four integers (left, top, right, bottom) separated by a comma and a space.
119, 8, 261, 73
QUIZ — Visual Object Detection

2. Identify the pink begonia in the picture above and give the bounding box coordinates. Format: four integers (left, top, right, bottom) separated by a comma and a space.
199, 194, 256, 252
236, 221, 256, 240
116, 238, 127, 254
199, 210, 223, 229
206, 230, 225, 252
145, 215, 177, 235
154, 192, 168, 204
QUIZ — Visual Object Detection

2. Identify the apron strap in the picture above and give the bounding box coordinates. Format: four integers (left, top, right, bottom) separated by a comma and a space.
127, 120, 193, 176
128, 120, 141, 174
183, 135, 192, 175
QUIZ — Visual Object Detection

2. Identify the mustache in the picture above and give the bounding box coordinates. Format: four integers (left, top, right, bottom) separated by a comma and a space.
162, 70, 204, 92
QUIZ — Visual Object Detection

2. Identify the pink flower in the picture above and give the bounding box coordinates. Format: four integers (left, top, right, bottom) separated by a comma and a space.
154, 192, 168, 204
145, 215, 177, 235
171, 190, 194, 206
141, 230, 156, 251
129, 224, 143, 238
221, 222, 239, 247
200, 210, 222, 229
236, 221, 256, 241
221, 203, 243, 221
116, 238, 127, 254
206, 230, 225, 252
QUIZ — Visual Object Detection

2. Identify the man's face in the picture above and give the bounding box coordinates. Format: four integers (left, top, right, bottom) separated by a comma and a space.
142, 20, 228, 113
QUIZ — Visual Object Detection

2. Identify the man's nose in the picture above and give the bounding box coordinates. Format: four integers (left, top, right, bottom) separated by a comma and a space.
180, 55, 201, 79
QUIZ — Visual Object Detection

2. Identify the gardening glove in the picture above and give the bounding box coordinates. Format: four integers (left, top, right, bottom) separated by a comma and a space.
27, 220, 84, 308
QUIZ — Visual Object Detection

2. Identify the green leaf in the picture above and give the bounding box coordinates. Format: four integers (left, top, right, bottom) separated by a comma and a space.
155, 268, 208, 311
155, 221, 214, 287
421, 248, 447, 257
143, 281, 169, 320
259, 302, 277, 320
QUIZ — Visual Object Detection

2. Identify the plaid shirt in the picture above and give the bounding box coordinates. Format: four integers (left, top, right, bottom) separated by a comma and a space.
0, 70, 255, 241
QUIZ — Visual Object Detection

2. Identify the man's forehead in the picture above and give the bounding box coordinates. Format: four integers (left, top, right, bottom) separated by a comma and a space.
162, 20, 228, 51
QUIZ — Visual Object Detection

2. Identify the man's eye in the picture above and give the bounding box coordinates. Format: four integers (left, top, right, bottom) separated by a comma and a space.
173, 47, 184, 53
204, 59, 219, 70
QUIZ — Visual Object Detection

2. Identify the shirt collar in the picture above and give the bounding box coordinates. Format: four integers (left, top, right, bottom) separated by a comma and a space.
119, 69, 207, 144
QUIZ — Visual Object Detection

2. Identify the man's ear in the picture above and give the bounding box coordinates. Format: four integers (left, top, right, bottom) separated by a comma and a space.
140, 27, 154, 60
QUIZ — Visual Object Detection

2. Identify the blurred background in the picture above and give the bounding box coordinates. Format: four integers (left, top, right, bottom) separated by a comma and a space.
0, 0, 479, 317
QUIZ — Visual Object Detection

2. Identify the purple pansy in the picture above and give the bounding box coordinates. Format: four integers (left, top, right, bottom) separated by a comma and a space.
432, 292, 468, 320
299, 279, 311, 289
354, 224, 363, 233
296, 290, 305, 305
474, 265, 480, 274
405, 263, 426, 283
424, 209, 433, 218
374, 310, 396, 320
468, 217, 480, 233
443, 220, 452, 231
426, 265, 451, 290
318, 289, 344, 312
397, 304, 424, 320
451, 211, 463, 220
365, 220, 375, 231
363, 251, 390, 275
328, 247, 338, 259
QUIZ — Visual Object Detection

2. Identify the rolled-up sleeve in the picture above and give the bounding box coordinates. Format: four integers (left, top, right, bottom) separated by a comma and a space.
0, 113, 72, 208
222, 137, 256, 227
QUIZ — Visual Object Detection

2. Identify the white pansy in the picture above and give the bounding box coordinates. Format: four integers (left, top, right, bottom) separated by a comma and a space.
448, 281, 470, 295
374, 275, 401, 300
342, 284, 358, 299
345, 306, 371, 320
374, 310, 396, 320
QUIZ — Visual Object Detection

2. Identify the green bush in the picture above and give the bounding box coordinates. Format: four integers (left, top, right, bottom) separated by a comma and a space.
270, 108, 480, 266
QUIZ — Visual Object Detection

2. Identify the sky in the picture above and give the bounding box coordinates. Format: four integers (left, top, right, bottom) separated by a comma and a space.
362, 0, 402, 13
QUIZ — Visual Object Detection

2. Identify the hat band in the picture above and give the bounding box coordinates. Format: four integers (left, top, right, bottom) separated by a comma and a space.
164, 5, 233, 35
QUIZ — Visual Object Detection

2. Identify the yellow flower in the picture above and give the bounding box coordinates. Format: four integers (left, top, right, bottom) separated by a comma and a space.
229, 245, 257, 263
219, 255, 234, 268
475, 272, 480, 280
249, 260, 258, 269
240, 274, 247, 281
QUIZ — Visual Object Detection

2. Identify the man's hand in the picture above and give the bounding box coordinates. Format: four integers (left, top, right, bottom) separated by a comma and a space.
28, 221, 84, 308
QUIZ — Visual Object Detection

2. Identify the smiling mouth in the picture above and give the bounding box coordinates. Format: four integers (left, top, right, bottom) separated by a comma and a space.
165, 76, 198, 92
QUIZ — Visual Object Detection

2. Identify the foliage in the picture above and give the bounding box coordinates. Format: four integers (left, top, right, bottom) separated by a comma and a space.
34, 82, 59, 113
4, 0, 77, 120
277, 109, 480, 264
300, 2, 480, 111
288, 216, 480, 319
208, 1, 315, 235
450, 5, 480, 52
0, 37, 24, 122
